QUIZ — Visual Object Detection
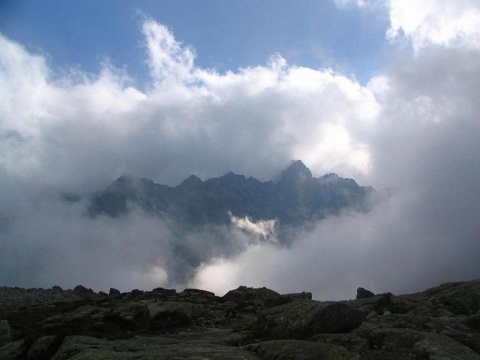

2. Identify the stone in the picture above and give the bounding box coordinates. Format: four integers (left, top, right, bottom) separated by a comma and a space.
283, 292, 313, 301
0, 320, 11, 347
73, 285, 92, 294
356, 287, 375, 299
0, 339, 27, 360
2, 280, 480, 359
152, 287, 176, 295
246, 339, 352, 360
182, 288, 215, 297
109, 287, 121, 295
423, 280, 480, 315
51, 334, 261, 359
257, 301, 365, 338
27, 335, 61, 360
223, 286, 284, 308
466, 314, 480, 330
413, 332, 480, 360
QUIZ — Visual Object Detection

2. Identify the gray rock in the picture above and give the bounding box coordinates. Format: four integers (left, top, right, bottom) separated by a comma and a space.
223, 286, 286, 309
245, 339, 352, 360
0, 320, 11, 347
283, 292, 313, 301
364, 327, 480, 360
423, 280, 480, 315
109, 287, 120, 295
2, 280, 480, 359
414, 332, 480, 360
182, 288, 215, 297
73, 285, 92, 294
0, 339, 27, 360
51, 334, 261, 360
152, 287, 176, 295
27, 335, 61, 360
257, 301, 365, 338
356, 287, 375, 299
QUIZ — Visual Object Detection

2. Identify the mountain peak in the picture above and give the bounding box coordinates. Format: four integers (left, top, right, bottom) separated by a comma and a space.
179, 175, 203, 188
279, 160, 313, 183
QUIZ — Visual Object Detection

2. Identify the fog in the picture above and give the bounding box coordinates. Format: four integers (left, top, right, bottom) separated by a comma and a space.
1, 3, 480, 299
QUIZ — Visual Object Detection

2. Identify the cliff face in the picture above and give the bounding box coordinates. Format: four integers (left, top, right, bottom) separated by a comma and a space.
2, 280, 480, 359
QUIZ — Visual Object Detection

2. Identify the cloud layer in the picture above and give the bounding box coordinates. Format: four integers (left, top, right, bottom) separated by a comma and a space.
1, 2, 480, 298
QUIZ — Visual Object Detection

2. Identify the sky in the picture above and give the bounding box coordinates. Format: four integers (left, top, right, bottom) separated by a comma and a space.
1, 0, 480, 300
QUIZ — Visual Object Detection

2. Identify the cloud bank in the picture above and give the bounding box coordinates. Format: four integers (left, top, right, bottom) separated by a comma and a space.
1, 2, 480, 299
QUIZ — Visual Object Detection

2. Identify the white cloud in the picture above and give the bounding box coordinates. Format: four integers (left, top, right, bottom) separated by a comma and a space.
334, 0, 386, 11
2, 15, 480, 298
0, 22, 377, 191
142, 19, 196, 84
336, 0, 480, 51
229, 212, 277, 242
387, 0, 480, 51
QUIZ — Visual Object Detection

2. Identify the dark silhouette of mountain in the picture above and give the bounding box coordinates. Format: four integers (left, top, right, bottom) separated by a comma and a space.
88, 160, 374, 227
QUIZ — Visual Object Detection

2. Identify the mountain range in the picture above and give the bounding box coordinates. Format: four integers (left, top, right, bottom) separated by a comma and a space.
88, 160, 374, 229
82, 160, 375, 283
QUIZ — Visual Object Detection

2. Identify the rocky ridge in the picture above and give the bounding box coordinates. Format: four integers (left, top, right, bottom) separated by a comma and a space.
88, 160, 374, 228
1, 280, 480, 359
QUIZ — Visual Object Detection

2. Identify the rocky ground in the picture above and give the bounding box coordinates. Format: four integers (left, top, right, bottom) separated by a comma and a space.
1, 281, 480, 359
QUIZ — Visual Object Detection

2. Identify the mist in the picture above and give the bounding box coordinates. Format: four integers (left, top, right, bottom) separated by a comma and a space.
2, 3, 480, 299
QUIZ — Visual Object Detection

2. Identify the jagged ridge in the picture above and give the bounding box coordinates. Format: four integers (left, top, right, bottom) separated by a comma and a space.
88, 160, 374, 227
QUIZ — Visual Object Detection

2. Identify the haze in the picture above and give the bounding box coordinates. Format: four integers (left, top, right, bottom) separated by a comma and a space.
1, 0, 480, 300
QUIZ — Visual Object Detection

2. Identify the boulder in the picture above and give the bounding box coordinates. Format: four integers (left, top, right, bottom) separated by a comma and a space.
27, 335, 61, 360
424, 281, 480, 315
73, 285, 93, 295
257, 301, 365, 338
367, 328, 480, 360
109, 287, 121, 296
0, 339, 27, 360
283, 292, 313, 301
152, 287, 176, 295
223, 286, 286, 309
356, 287, 375, 299
182, 288, 215, 297
413, 333, 480, 360
245, 339, 351, 360
0, 320, 11, 347
466, 314, 480, 330
51, 335, 261, 359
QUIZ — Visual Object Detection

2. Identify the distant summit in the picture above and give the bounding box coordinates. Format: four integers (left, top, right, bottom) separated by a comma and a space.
278, 160, 313, 183
88, 161, 374, 228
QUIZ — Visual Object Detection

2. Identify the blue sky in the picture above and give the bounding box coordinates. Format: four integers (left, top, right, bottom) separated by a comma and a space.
2, 1, 480, 298
1, 0, 389, 85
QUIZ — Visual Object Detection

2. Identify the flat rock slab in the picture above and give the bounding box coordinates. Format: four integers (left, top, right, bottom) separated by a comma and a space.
51, 333, 261, 360
245, 339, 352, 360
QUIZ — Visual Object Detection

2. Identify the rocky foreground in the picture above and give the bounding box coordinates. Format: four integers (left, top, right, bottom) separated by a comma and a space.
1, 281, 480, 359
